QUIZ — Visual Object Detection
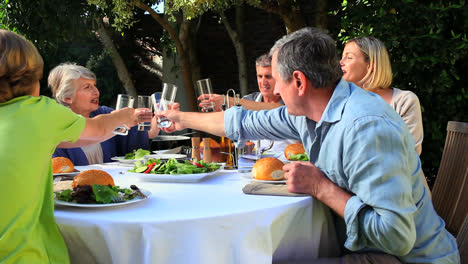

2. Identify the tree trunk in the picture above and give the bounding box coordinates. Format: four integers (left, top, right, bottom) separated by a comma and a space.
94, 17, 137, 97
250, 0, 307, 33
314, 0, 328, 29
220, 4, 249, 96
134, 1, 197, 111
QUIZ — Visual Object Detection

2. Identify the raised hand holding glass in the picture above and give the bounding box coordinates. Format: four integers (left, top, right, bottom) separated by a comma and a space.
113, 94, 134, 136
152, 83, 177, 128
137, 95, 153, 131
196, 78, 215, 112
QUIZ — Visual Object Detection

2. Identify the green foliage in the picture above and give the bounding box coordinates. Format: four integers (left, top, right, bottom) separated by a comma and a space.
337, 0, 468, 186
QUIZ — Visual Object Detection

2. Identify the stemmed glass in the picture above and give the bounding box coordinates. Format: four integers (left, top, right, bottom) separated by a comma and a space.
113, 94, 134, 136
196, 78, 215, 112
137, 95, 153, 131
151, 83, 178, 128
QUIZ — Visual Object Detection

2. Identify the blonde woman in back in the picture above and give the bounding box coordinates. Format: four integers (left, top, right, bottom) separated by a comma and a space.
340, 37, 430, 195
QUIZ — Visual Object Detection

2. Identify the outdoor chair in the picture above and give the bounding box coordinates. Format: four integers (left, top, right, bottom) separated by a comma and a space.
458, 213, 468, 263
431, 121, 468, 236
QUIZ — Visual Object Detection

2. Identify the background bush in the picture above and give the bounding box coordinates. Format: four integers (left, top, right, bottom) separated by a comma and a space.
335, 0, 468, 186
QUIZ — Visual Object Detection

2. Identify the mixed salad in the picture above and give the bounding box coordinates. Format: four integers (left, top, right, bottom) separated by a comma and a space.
124, 148, 150, 160
55, 184, 139, 204
288, 153, 309, 161
129, 158, 220, 174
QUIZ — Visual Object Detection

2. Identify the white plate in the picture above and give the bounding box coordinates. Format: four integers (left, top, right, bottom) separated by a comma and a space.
144, 154, 187, 160
54, 189, 151, 208
241, 173, 286, 184
240, 153, 280, 161
152, 135, 190, 141
53, 170, 80, 177
152, 146, 183, 154
123, 167, 223, 183
110, 156, 145, 164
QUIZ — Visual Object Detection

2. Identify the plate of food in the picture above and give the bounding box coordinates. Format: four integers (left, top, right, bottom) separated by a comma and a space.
124, 158, 222, 182
111, 156, 145, 164
52, 157, 80, 176
54, 169, 150, 208
242, 157, 286, 184
151, 135, 190, 142
111, 148, 150, 164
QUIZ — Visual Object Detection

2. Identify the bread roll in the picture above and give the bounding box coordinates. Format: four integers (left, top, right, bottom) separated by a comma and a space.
52, 157, 75, 173
284, 143, 306, 160
252, 157, 285, 181
72, 169, 115, 188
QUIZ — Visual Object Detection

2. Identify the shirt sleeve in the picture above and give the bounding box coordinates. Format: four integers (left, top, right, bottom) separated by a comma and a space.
46, 100, 86, 145
342, 115, 418, 256
224, 106, 302, 142
393, 91, 424, 155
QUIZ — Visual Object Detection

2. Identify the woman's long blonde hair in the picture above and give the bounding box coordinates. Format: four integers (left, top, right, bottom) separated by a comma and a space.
0, 30, 44, 103
347, 37, 392, 92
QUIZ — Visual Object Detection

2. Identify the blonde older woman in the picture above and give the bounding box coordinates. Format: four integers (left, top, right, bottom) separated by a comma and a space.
0, 29, 147, 263
48, 63, 162, 165
340, 37, 430, 194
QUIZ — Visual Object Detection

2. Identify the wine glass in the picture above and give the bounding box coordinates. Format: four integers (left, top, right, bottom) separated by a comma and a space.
113, 94, 134, 136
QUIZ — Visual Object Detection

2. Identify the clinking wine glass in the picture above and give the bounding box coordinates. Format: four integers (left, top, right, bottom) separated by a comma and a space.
113, 94, 134, 136
196, 78, 215, 112
152, 83, 178, 128
137, 95, 153, 131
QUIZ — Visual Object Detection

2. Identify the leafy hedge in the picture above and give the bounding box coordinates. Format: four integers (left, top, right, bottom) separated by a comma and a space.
334, 0, 468, 187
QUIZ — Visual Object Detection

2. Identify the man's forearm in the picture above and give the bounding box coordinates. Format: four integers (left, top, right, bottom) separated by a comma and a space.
315, 177, 351, 218
178, 111, 226, 137
227, 96, 281, 111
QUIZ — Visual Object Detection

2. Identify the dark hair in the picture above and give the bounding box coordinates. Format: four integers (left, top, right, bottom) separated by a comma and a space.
269, 27, 342, 88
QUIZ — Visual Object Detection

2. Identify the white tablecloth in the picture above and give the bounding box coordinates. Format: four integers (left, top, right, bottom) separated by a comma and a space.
54, 163, 339, 264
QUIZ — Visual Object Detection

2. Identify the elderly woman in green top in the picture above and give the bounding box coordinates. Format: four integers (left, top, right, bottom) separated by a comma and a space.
0, 29, 149, 263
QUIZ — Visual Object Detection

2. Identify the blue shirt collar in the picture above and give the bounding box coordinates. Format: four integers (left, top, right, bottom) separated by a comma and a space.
317, 78, 352, 126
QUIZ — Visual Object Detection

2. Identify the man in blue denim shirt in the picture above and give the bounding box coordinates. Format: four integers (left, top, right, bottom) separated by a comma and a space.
160, 27, 459, 263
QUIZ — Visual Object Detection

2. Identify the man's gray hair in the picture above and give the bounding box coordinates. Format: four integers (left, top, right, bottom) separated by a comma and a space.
269, 27, 342, 88
48, 63, 96, 106
255, 53, 271, 67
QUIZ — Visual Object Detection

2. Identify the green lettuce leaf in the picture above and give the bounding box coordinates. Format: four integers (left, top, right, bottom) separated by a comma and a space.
289, 153, 309, 161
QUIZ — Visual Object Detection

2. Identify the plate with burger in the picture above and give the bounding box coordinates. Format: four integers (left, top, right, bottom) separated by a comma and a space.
54, 169, 150, 208
243, 157, 286, 184
284, 143, 309, 161
52, 157, 80, 176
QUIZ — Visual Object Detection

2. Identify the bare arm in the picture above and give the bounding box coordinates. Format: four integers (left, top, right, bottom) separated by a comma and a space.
159, 109, 226, 137
200, 94, 282, 111
58, 108, 151, 148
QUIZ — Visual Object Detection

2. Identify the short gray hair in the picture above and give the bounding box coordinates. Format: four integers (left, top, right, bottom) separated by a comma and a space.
255, 53, 271, 67
48, 63, 96, 106
269, 27, 342, 88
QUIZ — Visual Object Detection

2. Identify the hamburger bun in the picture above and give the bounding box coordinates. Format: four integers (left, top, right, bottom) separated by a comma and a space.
252, 157, 285, 181
72, 170, 115, 188
284, 143, 306, 160
52, 157, 75, 173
